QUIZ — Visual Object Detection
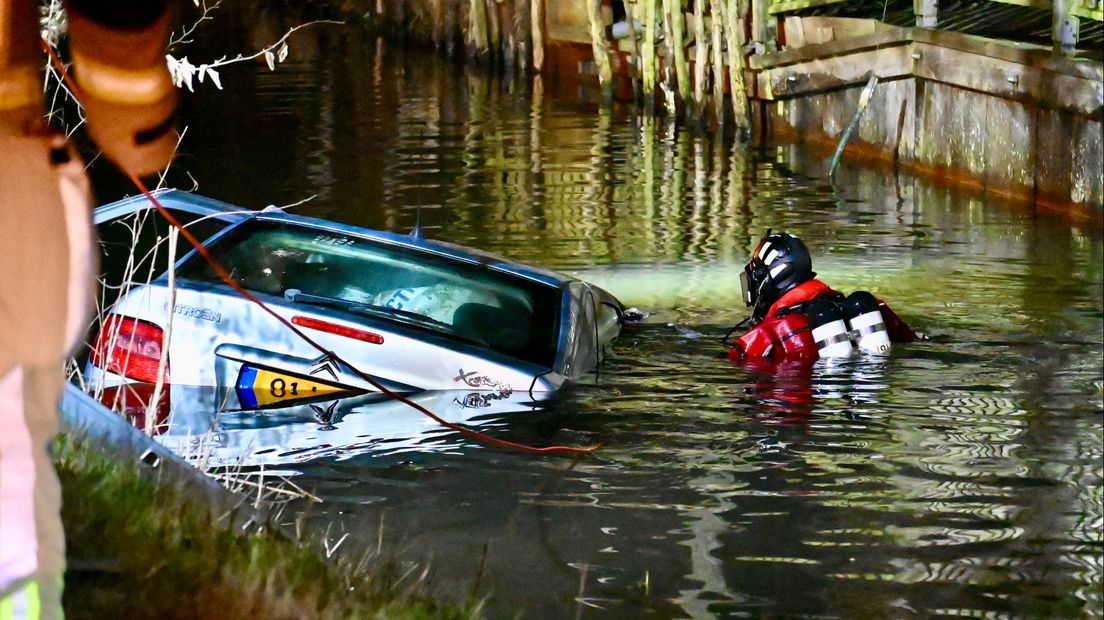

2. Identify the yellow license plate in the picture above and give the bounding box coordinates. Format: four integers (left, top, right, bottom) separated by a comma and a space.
235, 365, 356, 409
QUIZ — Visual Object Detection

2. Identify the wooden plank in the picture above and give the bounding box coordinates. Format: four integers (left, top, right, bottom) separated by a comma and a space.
768, 0, 1098, 21
949, 85, 988, 179
856, 77, 913, 158
767, 0, 847, 15
984, 96, 1035, 194
751, 27, 914, 69
913, 42, 1103, 117
754, 27, 1102, 82
896, 78, 917, 161
1070, 1, 1103, 21
753, 0, 778, 51
1070, 116, 1104, 204
916, 81, 956, 170
783, 16, 806, 49
760, 44, 911, 98
987, 0, 1102, 20
1035, 107, 1075, 202
986, 0, 1049, 9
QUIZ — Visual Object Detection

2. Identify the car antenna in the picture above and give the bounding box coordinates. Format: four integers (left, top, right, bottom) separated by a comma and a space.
409, 206, 425, 241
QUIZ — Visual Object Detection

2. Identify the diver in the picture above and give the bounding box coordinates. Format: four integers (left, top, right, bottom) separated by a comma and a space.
726, 230, 921, 363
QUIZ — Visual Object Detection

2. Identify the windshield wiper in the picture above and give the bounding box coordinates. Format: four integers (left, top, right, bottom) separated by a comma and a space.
284, 289, 366, 313
283, 289, 489, 347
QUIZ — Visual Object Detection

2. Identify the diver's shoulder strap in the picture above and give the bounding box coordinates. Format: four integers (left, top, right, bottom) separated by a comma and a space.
767, 279, 839, 319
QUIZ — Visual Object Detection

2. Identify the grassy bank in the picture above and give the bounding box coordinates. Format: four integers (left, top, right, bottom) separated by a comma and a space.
55, 436, 474, 620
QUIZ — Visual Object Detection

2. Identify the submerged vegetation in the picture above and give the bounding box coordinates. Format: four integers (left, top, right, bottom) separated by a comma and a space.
56, 435, 475, 620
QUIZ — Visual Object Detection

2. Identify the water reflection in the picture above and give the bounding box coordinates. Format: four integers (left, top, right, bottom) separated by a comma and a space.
105, 17, 1104, 618
152, 387, 546, 469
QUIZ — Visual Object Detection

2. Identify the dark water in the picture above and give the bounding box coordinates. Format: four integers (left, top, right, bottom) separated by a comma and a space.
114, 17, 1103, 618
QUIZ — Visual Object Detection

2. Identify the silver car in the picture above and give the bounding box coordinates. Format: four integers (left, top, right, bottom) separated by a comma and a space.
86, 190, 625, 420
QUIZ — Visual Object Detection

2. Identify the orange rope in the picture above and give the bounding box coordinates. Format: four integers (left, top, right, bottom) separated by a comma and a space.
43, 38, 600, 456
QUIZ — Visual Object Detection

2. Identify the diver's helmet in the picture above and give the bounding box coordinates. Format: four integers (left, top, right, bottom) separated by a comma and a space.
740, 230, 814, 318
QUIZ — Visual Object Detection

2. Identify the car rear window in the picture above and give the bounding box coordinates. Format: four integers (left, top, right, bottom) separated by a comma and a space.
177, 219, 562, 368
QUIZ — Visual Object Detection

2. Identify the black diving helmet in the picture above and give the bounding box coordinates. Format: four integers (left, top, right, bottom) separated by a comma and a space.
740, 230, 815, 316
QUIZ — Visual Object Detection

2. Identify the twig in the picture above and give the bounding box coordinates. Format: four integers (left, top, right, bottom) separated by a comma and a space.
167, 20, 344, 92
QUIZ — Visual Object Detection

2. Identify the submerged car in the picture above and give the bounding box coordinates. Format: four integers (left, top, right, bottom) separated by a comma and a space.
86, 190, 625, 415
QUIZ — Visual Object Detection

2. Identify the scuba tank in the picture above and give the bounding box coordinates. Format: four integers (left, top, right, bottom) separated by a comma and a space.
842, 291, 891, 354
805, 297, 854, 358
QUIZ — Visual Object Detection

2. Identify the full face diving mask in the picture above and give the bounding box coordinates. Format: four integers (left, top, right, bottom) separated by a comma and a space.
740, 257, 770, 309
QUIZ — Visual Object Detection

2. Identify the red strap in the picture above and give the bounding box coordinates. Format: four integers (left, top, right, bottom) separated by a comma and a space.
878, 300, 919, 343
766, 279, 837, 318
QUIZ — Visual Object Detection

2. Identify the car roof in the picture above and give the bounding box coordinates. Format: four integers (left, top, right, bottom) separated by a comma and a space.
96, 189, 573, 288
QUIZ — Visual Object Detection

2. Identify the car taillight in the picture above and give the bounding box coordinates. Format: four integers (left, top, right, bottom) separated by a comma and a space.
98, 383, 171, 436
90, 315, 169, 383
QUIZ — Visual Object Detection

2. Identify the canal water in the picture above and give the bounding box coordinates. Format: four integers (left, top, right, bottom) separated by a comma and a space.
96, 16, 1102, 618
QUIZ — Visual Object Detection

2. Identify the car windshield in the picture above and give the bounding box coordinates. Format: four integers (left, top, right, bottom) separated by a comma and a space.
177, 219, 562, 368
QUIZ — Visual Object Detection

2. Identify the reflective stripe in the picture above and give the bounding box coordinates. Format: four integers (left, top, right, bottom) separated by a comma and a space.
769, 263, 788, 279
0, 368, 39, 592
0, 68, 40, 111
0, 580, 40, 620
854, 322, 886, 338
763, 249, 779, 265
815, 331, 851, 349
757, 241, 772, 259
24, 581, 39, 620
71, 51, 172, 105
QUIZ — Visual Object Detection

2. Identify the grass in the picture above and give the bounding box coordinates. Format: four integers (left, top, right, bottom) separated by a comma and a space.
55, 435, 477, 620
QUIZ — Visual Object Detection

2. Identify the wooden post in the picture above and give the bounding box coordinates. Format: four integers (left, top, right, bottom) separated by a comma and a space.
709, 0, 726, 129
751, 0, 775, 52
445, 0, 458, 56
692, 0, 709, 124
469, 0, 490, 59
391, 0, 406, 33
642, 0, 658, 114
516, 0, 532, 74
587, 0, 614, 99
486, 0, 502, 61
661, 0, 677, 114
530, 0, 545, 71
432, 0, 445, 48
1053, 0, 1079, 54
914, 0, 937, 28
725, 0, 751, 140
664, 0, 691, 111
501, 1, 516, 71
622, 0, 642, 102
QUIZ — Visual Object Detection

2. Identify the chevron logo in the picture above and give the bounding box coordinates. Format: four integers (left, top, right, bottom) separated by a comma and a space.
309, 355, 340, 382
